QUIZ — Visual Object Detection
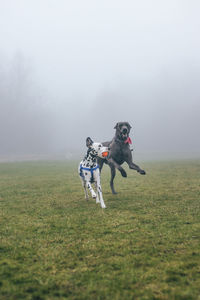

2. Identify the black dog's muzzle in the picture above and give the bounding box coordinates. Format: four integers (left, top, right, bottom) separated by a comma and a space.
121, 127, 129, 139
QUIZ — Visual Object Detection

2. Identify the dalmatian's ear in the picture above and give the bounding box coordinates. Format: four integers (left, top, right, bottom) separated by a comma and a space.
114, 122, 119, 129
86, 137, 93, 147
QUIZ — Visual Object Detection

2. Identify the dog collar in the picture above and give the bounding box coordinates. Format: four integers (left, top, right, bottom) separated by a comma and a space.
124, 137, 132, 144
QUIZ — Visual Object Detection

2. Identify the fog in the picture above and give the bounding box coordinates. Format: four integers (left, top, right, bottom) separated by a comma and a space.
0, 0, 200, 161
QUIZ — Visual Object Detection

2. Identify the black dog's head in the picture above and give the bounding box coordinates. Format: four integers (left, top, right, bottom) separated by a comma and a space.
114, 122, 132, 141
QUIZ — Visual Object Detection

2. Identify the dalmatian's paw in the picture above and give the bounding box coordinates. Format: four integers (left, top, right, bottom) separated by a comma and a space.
92, 192, 97, 198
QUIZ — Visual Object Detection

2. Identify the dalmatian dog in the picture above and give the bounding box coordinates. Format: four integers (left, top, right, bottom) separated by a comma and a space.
78, 137, 109, 208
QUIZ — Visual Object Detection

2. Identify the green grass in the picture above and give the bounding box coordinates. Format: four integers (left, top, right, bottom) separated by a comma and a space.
0, 160, 200, 300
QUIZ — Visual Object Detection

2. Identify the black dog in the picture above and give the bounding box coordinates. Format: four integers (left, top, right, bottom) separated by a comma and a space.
98, 122, 146, 194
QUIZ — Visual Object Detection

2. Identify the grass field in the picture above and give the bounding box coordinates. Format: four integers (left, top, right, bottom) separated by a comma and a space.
0, 159, 200, 300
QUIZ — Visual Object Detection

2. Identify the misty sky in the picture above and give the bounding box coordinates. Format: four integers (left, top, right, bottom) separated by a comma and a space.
0, 0, 200, 159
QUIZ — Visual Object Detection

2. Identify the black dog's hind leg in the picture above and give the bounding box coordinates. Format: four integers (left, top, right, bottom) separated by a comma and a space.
98, 158, 118, 194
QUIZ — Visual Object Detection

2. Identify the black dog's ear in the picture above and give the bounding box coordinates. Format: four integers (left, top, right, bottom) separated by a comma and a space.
126, 122, 132, 130
86, 137, 93, 147
114, 122, 119, 129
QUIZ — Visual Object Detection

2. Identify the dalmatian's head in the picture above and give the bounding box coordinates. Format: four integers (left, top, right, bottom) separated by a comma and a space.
86, 137, 109, 158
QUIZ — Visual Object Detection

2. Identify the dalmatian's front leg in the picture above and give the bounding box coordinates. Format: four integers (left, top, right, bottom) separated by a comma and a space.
95, 182, 100, 204
83, 170, 96, 199
95, 172, 106, 208
86, 181, 97, 199
97, 183, 106, 208
82, 180, 89, 200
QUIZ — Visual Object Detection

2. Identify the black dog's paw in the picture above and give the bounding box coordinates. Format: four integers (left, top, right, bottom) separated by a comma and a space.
120, 168, 127, 177
112, 191, 118, 195
138, 169, 146, 175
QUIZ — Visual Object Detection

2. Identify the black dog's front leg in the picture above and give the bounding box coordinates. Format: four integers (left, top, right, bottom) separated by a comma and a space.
129, 162, 146, 175
108, 157, 127, 178
124, 149, 146, 175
